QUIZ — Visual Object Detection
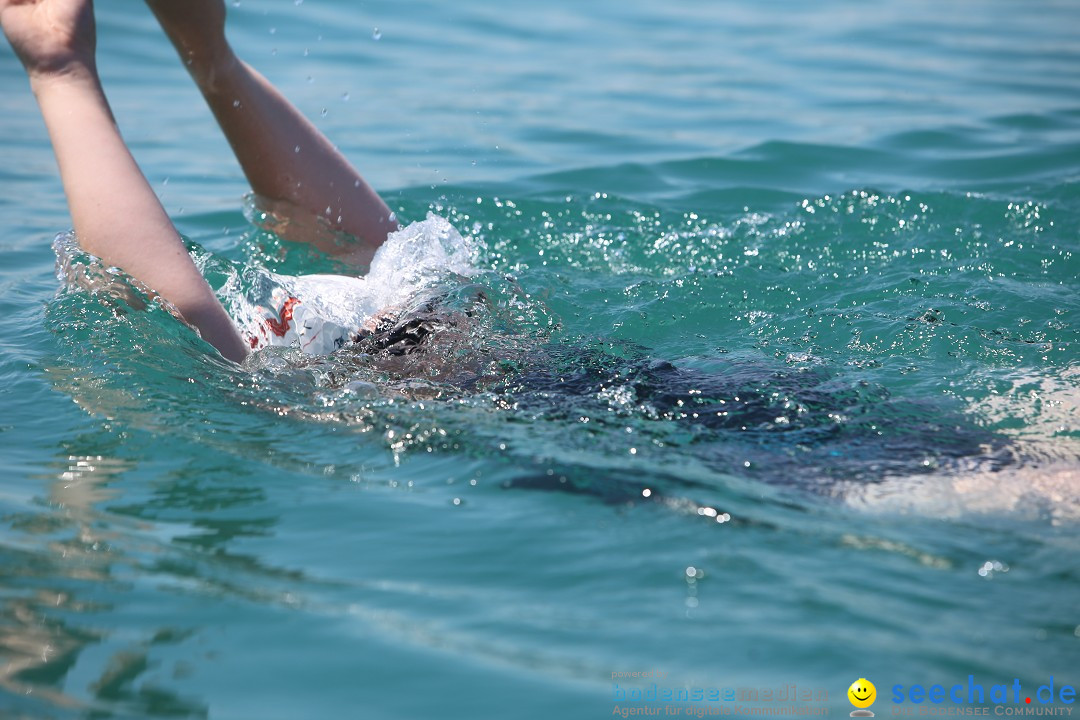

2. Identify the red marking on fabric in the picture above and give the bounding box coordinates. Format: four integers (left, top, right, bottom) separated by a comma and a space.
265, 297, 301, 337
301, 327, 321, 351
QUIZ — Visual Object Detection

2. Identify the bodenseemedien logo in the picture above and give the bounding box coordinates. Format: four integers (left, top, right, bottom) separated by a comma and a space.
848, 678, 877, 717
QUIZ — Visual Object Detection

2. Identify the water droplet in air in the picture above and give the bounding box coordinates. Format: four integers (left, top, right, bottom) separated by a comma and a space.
269, 27, 276, 35
306, 75, 314, 84
372, 27, 382, 40
232, 99, 241, 108
294, 145, 301, 153
320, 108, 328, 117
341, 92, 350, 102
294, 0, 303, 4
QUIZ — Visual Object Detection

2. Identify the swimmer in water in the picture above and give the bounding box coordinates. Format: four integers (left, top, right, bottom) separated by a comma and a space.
0, 0, 400, 363
4, 0, 1037, 495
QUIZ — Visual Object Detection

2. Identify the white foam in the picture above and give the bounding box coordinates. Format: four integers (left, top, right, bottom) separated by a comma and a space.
234, 214, 479, 351
366, 212, 479, 302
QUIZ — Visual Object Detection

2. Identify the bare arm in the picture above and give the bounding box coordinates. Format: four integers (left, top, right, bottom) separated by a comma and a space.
2, 0, 248, 362
146, 0, 399, 268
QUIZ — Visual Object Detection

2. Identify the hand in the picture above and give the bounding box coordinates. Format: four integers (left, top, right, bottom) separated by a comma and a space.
0, 0, 96, 83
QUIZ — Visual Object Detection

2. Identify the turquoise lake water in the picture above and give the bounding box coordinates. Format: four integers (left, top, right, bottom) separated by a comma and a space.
1, 1, 1079, 718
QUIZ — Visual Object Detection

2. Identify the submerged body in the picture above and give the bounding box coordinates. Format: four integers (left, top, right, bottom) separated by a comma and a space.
111, 217, 1018, 491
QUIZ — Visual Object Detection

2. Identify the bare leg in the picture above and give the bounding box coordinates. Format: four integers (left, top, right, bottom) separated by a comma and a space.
1, 0, 248, 362
145, 0, 399, 268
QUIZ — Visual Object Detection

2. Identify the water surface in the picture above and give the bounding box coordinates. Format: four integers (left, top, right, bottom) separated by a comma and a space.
0, 1, 1078, 718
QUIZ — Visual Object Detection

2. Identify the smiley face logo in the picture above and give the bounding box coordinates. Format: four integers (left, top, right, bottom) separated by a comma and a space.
847, 678, 876, 713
